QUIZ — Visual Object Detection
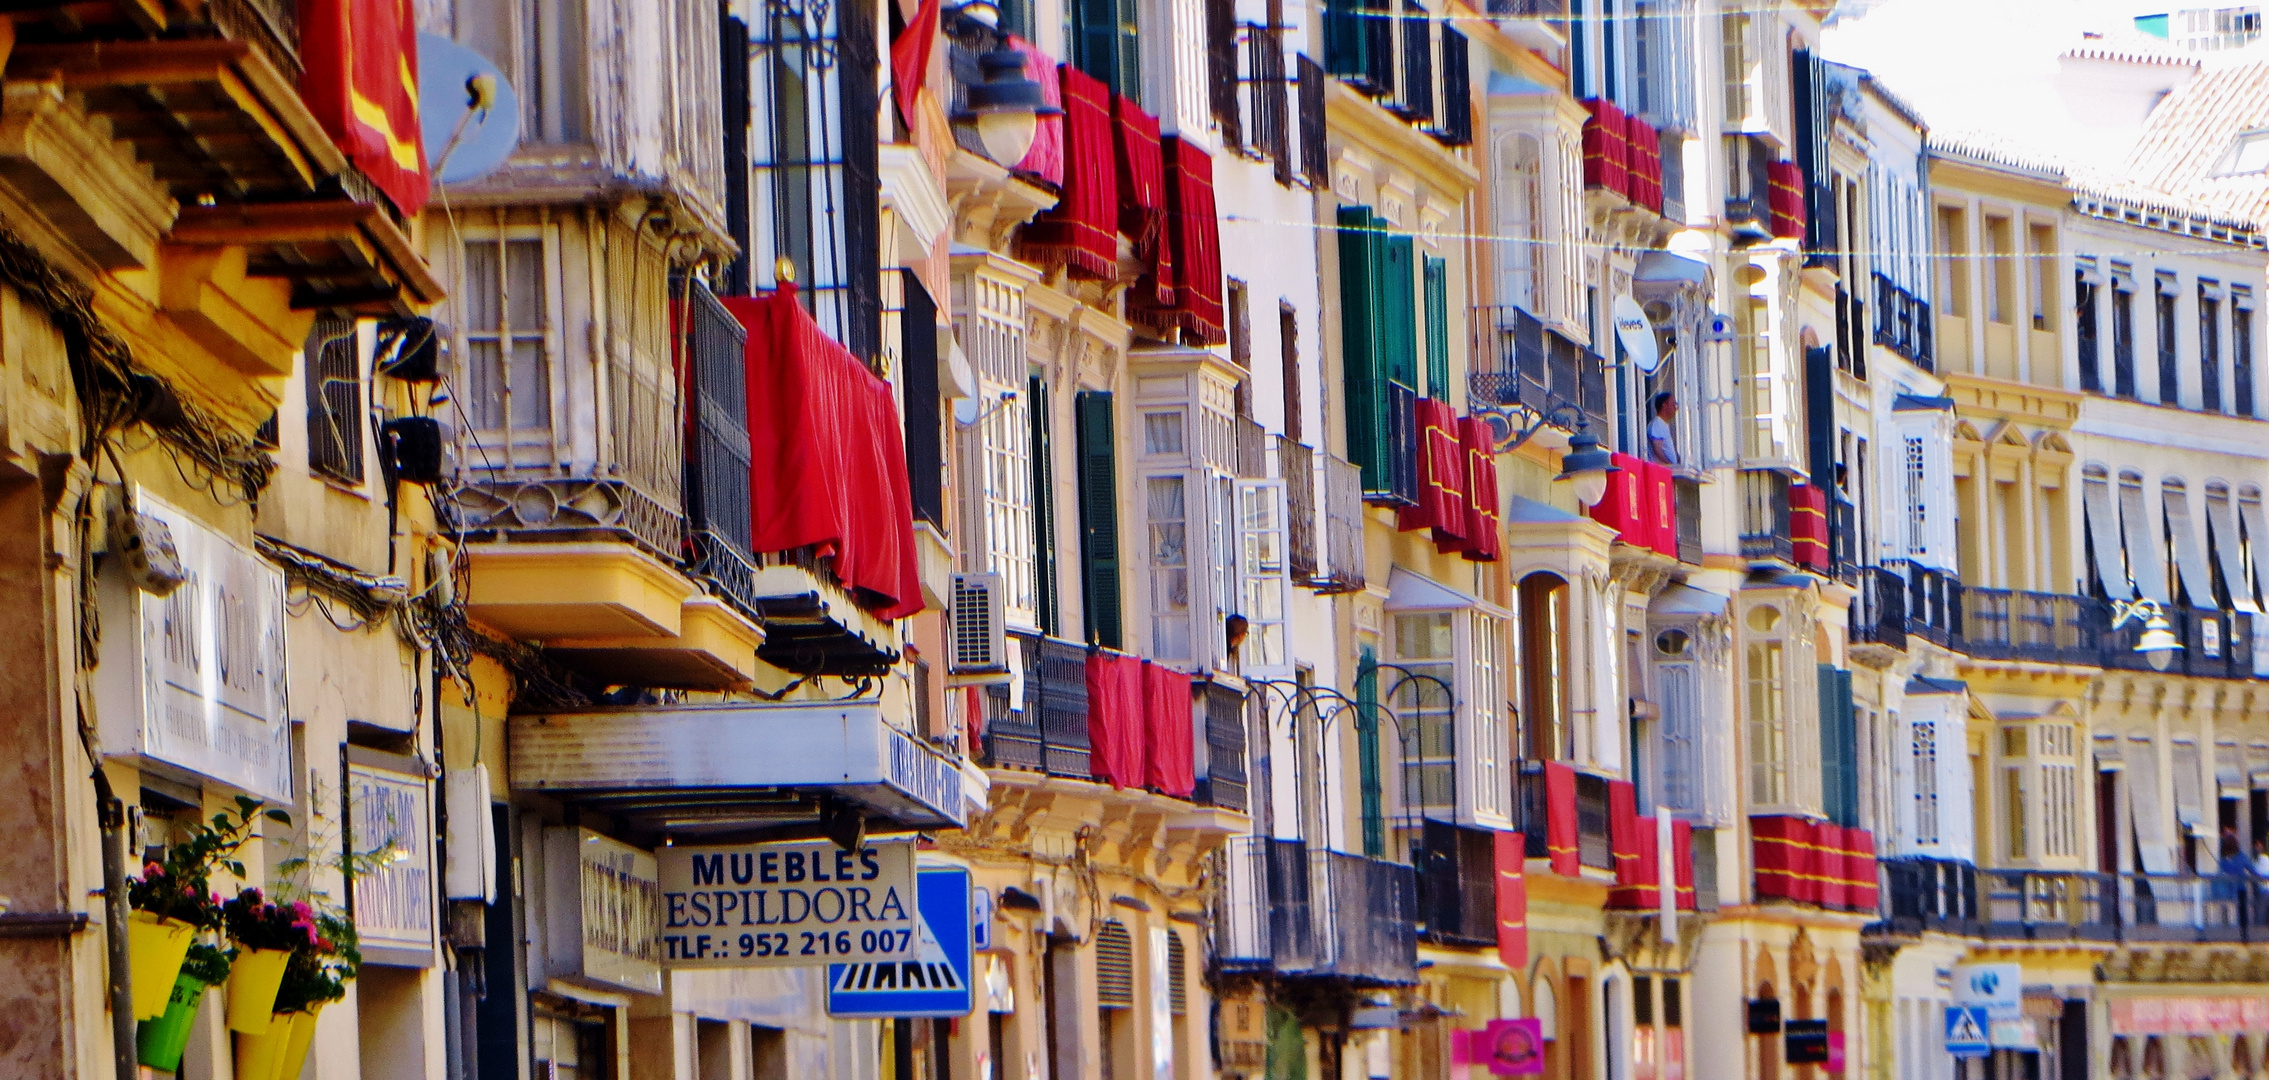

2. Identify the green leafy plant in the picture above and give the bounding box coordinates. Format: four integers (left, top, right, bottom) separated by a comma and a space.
127, 797, 290, 929
270, 910, 360, 1014
178, 942, 235, 986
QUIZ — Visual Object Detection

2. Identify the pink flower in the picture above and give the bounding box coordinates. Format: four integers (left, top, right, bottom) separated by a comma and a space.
290, 902, 313, 920
143, 862, 163, 877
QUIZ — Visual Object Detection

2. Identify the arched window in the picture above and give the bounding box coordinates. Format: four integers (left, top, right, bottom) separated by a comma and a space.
1519, 572, 1569, 761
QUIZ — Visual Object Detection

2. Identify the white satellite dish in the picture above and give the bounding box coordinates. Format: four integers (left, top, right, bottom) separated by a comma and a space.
419, 34, 522, 185
1613, 294, 1662, 374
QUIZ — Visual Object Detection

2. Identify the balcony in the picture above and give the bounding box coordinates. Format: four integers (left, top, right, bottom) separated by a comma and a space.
1468, 305, 1610, 438
1873, 857, 1978, 937
1899, 562, 1961, 646
977, 633, 1092, 780
506, 698, 969, 835
1211, 837, 1418, 984
1414, 819, 1499, 947
1944, 587, 2263, 679
1872, 272, 1934, 371
1850, 564, 1908, 655
1674, 476, 1703, 564
1279, 437, 1320, 586
1965, 869, 2269, 944
1306, 453, 1368, 594
1518, 762, 1614, 874
1739, 470, 1795, 564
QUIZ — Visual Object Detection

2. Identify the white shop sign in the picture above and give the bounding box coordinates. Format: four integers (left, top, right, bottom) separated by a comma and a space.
347, 748, 436, 966
97, 489, 291, 802
543, 827, 664, 995
657, 839, 917, 969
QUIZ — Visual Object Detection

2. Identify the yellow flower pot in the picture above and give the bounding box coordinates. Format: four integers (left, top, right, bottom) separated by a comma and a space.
276, 1008, 321, 1080
232, 1012, 294, 1080
225, 948, 292, 1033
126, 911, 195, 1020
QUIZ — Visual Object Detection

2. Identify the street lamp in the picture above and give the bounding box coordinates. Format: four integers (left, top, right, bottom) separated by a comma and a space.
1554, 427, 1617, 508
2111, 597, 2183, 672
955, 41, 1061, 167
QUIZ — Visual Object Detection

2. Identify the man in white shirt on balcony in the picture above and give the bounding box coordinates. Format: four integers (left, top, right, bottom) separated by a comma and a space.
1647, 391, 1679, 468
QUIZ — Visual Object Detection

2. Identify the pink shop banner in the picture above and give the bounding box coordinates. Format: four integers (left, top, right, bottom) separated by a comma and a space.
2111, 997, 2269, 1034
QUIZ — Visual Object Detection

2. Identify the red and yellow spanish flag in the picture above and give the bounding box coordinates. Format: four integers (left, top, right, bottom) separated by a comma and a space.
301, 0, 429, 216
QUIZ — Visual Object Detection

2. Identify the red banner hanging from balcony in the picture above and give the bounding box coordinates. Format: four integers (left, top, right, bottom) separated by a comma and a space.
1791, 482, 1829, 569
1114, 95, 1169, 301
1130, 137, 1226, 345
1398, 397, 1467, 548
1752, 814, 1816, 904
1589, 452, 1659, 551
1673, 818, 1696, 911
1842, 828, 1878, 910
1767, 160, 1808, 240
1085, 651, 1147, 790
1009, 39, 1064, 184
1645, 461, 1678, 559
1813, 822, 1847, 909
1543, 762, 1579, 877
1019, 65, 1115, 278
1493, 829, 1528, 970
730, 286, 923, 619
1580, 98, 1630, 199
1623, 111, 1663, 213
1143, 661, 1195, 797
1607, 779, 1641, 896
301, 0, 429, 215
1458, 417, 1501, 562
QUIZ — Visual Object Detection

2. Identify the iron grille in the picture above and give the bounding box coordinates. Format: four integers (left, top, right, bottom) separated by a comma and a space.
684, 278, 754, 557
305, 315, 363, 483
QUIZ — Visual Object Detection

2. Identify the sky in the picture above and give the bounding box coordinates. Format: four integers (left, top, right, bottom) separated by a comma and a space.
1819, 0, 2183, 165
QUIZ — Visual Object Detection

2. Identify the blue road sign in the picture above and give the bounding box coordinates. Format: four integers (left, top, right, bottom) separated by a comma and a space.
825, 866, 974, 1019
1945, 1006, 1991, 1058
971, 886, 993, 951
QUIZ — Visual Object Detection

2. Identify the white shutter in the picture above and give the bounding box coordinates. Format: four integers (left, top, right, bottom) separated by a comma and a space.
2164, 480, 2216, 609
2206, 483, 2258, 613
1234, 480, 1292, 680
2082, 468, 2127, 598
2127, 742, 2174, 874
1657, 660, 1698, 812
2120, 472, 2173, 606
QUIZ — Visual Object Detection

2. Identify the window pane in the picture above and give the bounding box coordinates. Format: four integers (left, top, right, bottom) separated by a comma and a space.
463, 243, 500, 329
467, 340, 506, 430
511, 339, 551, 428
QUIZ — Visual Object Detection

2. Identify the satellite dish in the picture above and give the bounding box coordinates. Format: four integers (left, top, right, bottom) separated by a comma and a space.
1613, 294, 1662, 375
418, 33, 522, 185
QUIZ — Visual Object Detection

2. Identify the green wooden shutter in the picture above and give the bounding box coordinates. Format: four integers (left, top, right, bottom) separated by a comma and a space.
1030, 374, 1059, 635
1424, 255, 1449, 399
1818, 665, 1857, 827
1357, 646, 1384, 857
1075, 391, 1124, 649
1337, 206, 1384, 490
1381, 234, 1417, 391
1073, 0, 1121, 93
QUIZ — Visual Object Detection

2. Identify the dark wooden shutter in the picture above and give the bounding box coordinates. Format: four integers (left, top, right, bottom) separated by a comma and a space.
1072, 0, 1120, 94
1075, 391, 1124, 648
1209, 0, 1242, 149
720, 13, 752, 295
1095, 920, 1135, 1006
1361, 0, 1396, 98
1324, 0, 1365, 80
1394, 0, 1433, 123
1029, 374, 1059, 635
1262, 0, 1291, 184
1437, 25, 1471, 146
901, 271, 943, 527
1423, 255, 1448, 399
1298, 54, 1329, 186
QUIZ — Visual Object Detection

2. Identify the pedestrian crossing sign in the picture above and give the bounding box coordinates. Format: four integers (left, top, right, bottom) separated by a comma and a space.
1944, 1006, 1991, 1058
825, 866, 975, 1019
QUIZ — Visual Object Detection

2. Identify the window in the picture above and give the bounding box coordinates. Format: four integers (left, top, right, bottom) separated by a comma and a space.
1227, 279, 1251, 370
1072, 0, 1142, 100
1148, 476, 1191, 659
2158, 274, 2181, 406
1747, 637, 1786, 807
305, 316, 364, 483
753, 0, 881, 357
1518, 573, 1568, 761
2203, 283, 2225, 412
1937, 206, 1968, 318
2039, 724, 2079, 858
1912, 717, 1938, 846
958, 270, 1038, 625
2113, 270, 2138, 397
2078, 268, 2102, 392
506, 0, 589, 143
1076, 392, 1124, 648
1983, 214, 2013, 324
2027, 223, 2055, 331
1719, 12, 1751, 128
1390, 600, 1509, 825
2003, 765, 2027, 860
1237, 481, 1291, 675
1904, 436, 1926, 558
1279, 304, 1303, 444
2237, 290, 2256, 416
1493, 134, 1543, 312
2214, 129, 2269, 175
461, 236, 553, 463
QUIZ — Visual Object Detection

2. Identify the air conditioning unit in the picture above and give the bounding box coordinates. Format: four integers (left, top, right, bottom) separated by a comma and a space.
949, 573, 1010, 682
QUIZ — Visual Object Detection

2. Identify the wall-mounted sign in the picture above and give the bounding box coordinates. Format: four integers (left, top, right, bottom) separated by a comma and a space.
1784, 1019, 1829, 1064
543, 828, 662, 994
1747, 998, 1783, 1034
825, 864, 973, 1018
1952, 962, 2022, 1019
97, 489, 292, 802
1945, 1006, 1990, 1058
1613, 295, 1662, 374
658, 838, 917, 969
346, 748, 435, 966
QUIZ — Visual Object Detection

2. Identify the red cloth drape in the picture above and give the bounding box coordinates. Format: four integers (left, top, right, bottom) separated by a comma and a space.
1673, 819, 1696, 911
1085, 652, 1146, 789
301, 0, 428, 215
1458, 417, 1501, 562
1588, 452, 1647, 546
1544, 762, 1579, 876
1114, 95, 1169, 301
1580, 98, 1629, 199
1791, 482, 1829, 568
1020, 65, 1116, 278
1645, 461, 1677, 558
1768, 160, 1808, 239
1129, 137, 1225, 344
729, 286, 923, 619
1143, 661, 1195, 797
1608, 779, 1640, 892
1610, 812, 1663, 910
1843, 828, 1878, 911
1814, 822, 1848, 909
1752, 814, 1821, 904
1493, 829, 1528, 970
1009, 39, 1063, 184
1623, 111, 1662, 212
890, 0, 941, 131
1398, 397, 1466, 546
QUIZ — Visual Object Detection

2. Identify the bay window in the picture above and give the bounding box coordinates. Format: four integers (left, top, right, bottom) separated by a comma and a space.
953, 258, 1040, 628
459, 231, 562, 471
1385, 570, 1511, 829
1741, 600, 1819, 815
1131, 349, 1274, 674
